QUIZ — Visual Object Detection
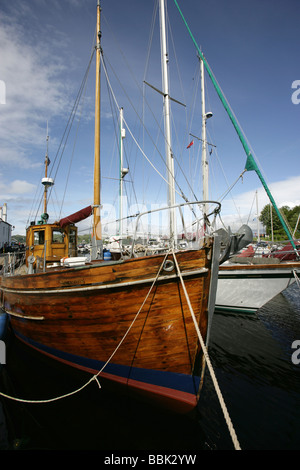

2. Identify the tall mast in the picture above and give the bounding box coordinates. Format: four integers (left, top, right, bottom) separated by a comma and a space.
119, 107, 127, 239
92, 0, 102, 258
256, 190, 260, 242
270, 204, 274, 241
159, 0, 176, 246
174, 0, 299, 257
41, 122, 54, 218
200, 57, 209, 219
43, 123, 50, 214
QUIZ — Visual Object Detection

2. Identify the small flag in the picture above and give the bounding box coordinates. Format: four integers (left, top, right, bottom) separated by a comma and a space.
186, 140, 194, 149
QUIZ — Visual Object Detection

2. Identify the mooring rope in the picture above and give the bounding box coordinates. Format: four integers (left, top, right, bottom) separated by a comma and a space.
1, 247, 241, 450
293, 269, 300, 290
0, 252, 170, 405
171, 249, 241, 451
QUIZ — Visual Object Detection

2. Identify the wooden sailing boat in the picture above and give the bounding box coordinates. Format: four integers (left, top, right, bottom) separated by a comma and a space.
0, 0, 221, 412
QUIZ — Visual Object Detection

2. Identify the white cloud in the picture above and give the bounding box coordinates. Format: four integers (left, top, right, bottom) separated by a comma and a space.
9, 180, 36, 195
245, 176, 300, 211
218, 174, 300, 231
0, 145, 43, 169
0, 11, 72, 168
0, 179, 36, 197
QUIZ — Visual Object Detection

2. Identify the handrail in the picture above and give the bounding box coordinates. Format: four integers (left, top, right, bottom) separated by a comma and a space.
130, 200, 221, 257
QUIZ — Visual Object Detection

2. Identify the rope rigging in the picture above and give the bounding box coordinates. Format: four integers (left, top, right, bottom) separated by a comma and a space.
102, 7, 203, 213
28, 48, 96, 224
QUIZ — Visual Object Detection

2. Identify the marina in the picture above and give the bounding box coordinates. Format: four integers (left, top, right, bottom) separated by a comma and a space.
1, 0, 300, 453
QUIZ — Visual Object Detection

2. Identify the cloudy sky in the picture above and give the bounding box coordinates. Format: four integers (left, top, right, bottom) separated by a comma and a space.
0, 0, 299, 236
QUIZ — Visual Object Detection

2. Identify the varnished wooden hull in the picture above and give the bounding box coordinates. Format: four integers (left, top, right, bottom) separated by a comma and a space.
1, 244, 218, 412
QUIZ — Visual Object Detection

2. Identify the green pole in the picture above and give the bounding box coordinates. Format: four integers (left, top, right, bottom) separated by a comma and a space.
173, 0, 298, 255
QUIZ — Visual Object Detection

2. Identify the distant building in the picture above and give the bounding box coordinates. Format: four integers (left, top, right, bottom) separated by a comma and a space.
0, 204, 12, 251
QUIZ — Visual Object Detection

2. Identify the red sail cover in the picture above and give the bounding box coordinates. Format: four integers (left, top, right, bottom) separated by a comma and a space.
59, 205, 93, 228
268, 241, 300, 261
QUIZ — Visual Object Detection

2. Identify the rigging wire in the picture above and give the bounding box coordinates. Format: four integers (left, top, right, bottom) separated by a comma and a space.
31, 47, 96, 223
100, 54, 188, 204
59, 60, 92, 219
102, 7, 199, 212
187, 55, 251, 225
26, 162, 47, 226
102, 62, 141, 224
202, 52, 290, 233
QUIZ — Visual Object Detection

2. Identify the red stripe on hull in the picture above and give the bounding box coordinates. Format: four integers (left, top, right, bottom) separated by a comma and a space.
16, 334, 198, 413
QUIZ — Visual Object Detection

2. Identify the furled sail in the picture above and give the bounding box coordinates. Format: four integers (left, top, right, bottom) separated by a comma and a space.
59, 205, 93, 228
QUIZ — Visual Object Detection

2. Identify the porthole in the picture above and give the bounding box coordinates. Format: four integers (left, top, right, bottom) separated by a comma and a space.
163, 260, 175, 272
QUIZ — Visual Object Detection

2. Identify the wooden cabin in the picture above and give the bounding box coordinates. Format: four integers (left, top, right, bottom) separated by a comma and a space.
26, 222, 77, 269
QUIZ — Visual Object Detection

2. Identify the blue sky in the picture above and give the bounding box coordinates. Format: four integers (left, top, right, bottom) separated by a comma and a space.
0, 0, 299, 236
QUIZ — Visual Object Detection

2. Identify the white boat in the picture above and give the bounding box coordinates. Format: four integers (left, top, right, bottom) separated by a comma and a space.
215, 238, 300, 313
216, 260, 299, 314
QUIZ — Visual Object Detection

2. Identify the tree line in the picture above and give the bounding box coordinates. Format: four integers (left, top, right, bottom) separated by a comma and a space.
259, 204, 300, 240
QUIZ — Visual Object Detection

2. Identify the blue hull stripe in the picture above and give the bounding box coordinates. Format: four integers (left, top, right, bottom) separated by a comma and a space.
14, 330, 200, 396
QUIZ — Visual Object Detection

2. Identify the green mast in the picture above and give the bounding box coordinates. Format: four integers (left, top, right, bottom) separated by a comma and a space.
173, 0, 298, 255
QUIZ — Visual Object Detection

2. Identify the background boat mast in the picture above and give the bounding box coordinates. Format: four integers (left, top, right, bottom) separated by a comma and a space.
159, 0, 176, 247
200, 57, 211, 222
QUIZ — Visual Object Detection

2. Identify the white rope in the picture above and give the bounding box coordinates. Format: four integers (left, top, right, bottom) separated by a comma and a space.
1, 248, 242, 451
0, 252, 170, 405
171, 249, 242, 451
293, 269, 300, 289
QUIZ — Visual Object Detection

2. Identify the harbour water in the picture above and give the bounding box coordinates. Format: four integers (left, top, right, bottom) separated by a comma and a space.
0, 283, 300, 451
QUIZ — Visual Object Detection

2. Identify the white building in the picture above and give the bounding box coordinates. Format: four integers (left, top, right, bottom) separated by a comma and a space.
0, 204, 12, 250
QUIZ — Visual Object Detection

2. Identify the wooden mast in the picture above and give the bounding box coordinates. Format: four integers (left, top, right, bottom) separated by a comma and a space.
41, 122, 54, 221
92, 0, 102, 259
43, 125, 50, 214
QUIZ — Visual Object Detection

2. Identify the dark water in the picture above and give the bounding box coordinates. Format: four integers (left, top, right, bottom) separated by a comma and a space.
1, 284, 300, 452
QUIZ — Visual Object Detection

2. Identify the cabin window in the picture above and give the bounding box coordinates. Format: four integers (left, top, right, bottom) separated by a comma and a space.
52, 229, 64, 243
33, 230, 45, 245
69, 228, 76, 244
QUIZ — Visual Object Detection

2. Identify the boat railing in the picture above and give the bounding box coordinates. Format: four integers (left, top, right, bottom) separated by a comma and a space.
129, 200, 221, 257
230, 238, 300, 263
0, 251, 26, 276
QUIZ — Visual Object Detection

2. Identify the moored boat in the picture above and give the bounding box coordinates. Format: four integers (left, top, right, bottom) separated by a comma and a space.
217, 259, 299, 314
0, 0, 221, 413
